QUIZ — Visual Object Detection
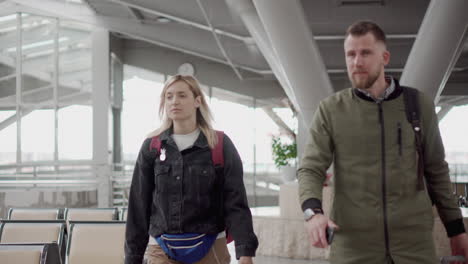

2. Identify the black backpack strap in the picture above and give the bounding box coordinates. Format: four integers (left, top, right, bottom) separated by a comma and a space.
402, 86, 425, 191
403, 86, 420, 127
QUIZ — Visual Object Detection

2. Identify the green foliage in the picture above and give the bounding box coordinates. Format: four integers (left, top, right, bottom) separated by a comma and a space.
271, 137, 297, 169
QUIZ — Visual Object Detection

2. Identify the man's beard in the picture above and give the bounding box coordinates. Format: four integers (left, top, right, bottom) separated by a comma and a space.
351, 70, 380, 90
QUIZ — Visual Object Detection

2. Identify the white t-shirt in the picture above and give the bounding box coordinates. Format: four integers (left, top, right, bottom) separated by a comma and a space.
148, 128, 225, 245
172, 128, 200, 151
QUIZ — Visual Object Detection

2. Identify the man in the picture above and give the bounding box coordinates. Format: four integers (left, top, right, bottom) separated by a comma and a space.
297, 20, 468, 263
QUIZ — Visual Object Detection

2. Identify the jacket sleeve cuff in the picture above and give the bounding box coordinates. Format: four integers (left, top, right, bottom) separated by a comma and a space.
445, 218, 466, 237
301, 198, 323, 212
125, 255, 144, 264
235, 244, 257, 259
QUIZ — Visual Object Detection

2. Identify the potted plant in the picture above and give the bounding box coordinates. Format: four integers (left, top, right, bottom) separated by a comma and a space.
271, 136, 297, 182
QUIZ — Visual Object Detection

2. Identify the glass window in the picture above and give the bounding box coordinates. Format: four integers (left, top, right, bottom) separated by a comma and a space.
121, 70, 164, 161
21, 109, 54, 161
58, 19, 92, 106
210, 88, 255, 164
254, 107, 281, 173
0, 14, 19, 126
0, 13, 19, 82
0, 111, 17, 164
57, 19, 92, 160
20, 14, 55, 106
17, 14, 56, 162
58, 105, 92, 159
0, 14, 20, 165
440, 104, 468, 163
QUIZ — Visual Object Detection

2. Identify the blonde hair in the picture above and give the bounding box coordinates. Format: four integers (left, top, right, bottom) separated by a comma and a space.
147, 74, 218, 149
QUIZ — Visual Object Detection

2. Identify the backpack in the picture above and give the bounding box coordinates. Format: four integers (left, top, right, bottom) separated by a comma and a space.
402, 86, 435, 202
149, 130, 234, 244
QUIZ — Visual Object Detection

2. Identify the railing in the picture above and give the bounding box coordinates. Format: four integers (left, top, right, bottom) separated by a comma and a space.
110, 162, 134, 207
2, 160, 466, 206
0, 160, 99, 191
449, 163, 468, 183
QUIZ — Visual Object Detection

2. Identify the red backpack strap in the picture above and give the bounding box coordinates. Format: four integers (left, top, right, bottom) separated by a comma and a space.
149, 136, 162, 153
211, 131, 232, 244
212, 131, 224, 167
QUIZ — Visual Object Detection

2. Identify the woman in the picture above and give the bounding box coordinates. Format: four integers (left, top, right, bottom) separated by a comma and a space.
124, 75, 258, 264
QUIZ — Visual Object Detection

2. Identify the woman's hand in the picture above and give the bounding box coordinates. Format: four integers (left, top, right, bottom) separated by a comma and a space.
238, 256, 253, 264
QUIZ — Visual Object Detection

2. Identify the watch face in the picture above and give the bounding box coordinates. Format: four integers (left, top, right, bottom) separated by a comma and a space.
178, 63, 195, 76
304, 208, 315, 221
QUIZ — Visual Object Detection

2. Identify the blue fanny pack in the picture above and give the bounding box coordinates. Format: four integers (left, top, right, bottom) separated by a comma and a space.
155, 233, 217, 264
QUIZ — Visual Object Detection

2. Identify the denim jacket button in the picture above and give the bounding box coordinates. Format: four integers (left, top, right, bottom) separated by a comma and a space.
176, 176, 180, 180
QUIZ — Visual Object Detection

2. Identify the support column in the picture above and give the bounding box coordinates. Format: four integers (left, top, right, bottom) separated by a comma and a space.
53, 18, 59, 166
112, 55, 124, 167
400, 0, 468, 103
252, 0, 333, 128
92, 29, 112, 207
297, 112, 308, 161
15, 13, 22, 166
224, 0, 296, 108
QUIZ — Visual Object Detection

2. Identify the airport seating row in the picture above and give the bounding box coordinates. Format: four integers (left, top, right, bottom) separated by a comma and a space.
0, 243, 61, 264
7, 207, 127, 222
0, 207, 129, 264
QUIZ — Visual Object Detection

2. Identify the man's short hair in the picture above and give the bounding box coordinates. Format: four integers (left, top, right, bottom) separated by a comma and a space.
345, 20, 386, 44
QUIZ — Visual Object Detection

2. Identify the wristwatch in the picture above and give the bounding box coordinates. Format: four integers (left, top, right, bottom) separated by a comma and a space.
304, 208, 323, 221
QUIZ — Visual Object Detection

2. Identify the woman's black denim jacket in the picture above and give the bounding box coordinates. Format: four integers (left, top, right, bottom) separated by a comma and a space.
124, 129, 258, 263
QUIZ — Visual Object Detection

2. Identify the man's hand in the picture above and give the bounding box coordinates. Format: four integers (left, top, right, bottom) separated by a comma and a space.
450, 233, 468, 264
238, 256, 253, 264
304, 214, 339, 248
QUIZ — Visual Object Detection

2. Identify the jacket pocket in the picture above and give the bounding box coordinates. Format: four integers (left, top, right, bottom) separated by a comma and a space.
155, 164, 170, 194
189, 164, 216, 195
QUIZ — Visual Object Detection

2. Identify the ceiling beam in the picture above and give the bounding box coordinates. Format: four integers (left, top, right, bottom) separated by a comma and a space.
196, 0, 242, 80
102, 0, 418, 42
439, 96, 468, 106
10, 0, 273, 75
440, 82, 468, 96
0, 73, 15, 82
262, 106, 296, 140
81, 0, 98, 14
103, 0, 247, 41
126, 6, 144, 23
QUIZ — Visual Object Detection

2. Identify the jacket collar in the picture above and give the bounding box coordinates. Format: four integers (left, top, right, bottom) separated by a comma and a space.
159, 126, 209, 149
353, 76, 403, 102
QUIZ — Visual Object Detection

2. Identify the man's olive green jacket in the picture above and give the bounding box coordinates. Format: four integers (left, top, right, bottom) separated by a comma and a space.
298, 83, 463, 264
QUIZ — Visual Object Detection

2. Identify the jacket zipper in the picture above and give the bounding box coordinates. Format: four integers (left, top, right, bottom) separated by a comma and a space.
397, 122, 402, 156
378, 102, 390, 260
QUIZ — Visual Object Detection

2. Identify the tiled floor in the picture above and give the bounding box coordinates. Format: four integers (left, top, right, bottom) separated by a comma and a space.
246, 255, 328, 264
227, 243, 329, 264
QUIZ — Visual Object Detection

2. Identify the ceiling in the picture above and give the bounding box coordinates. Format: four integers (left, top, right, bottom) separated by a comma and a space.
0, 0, 467, 111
